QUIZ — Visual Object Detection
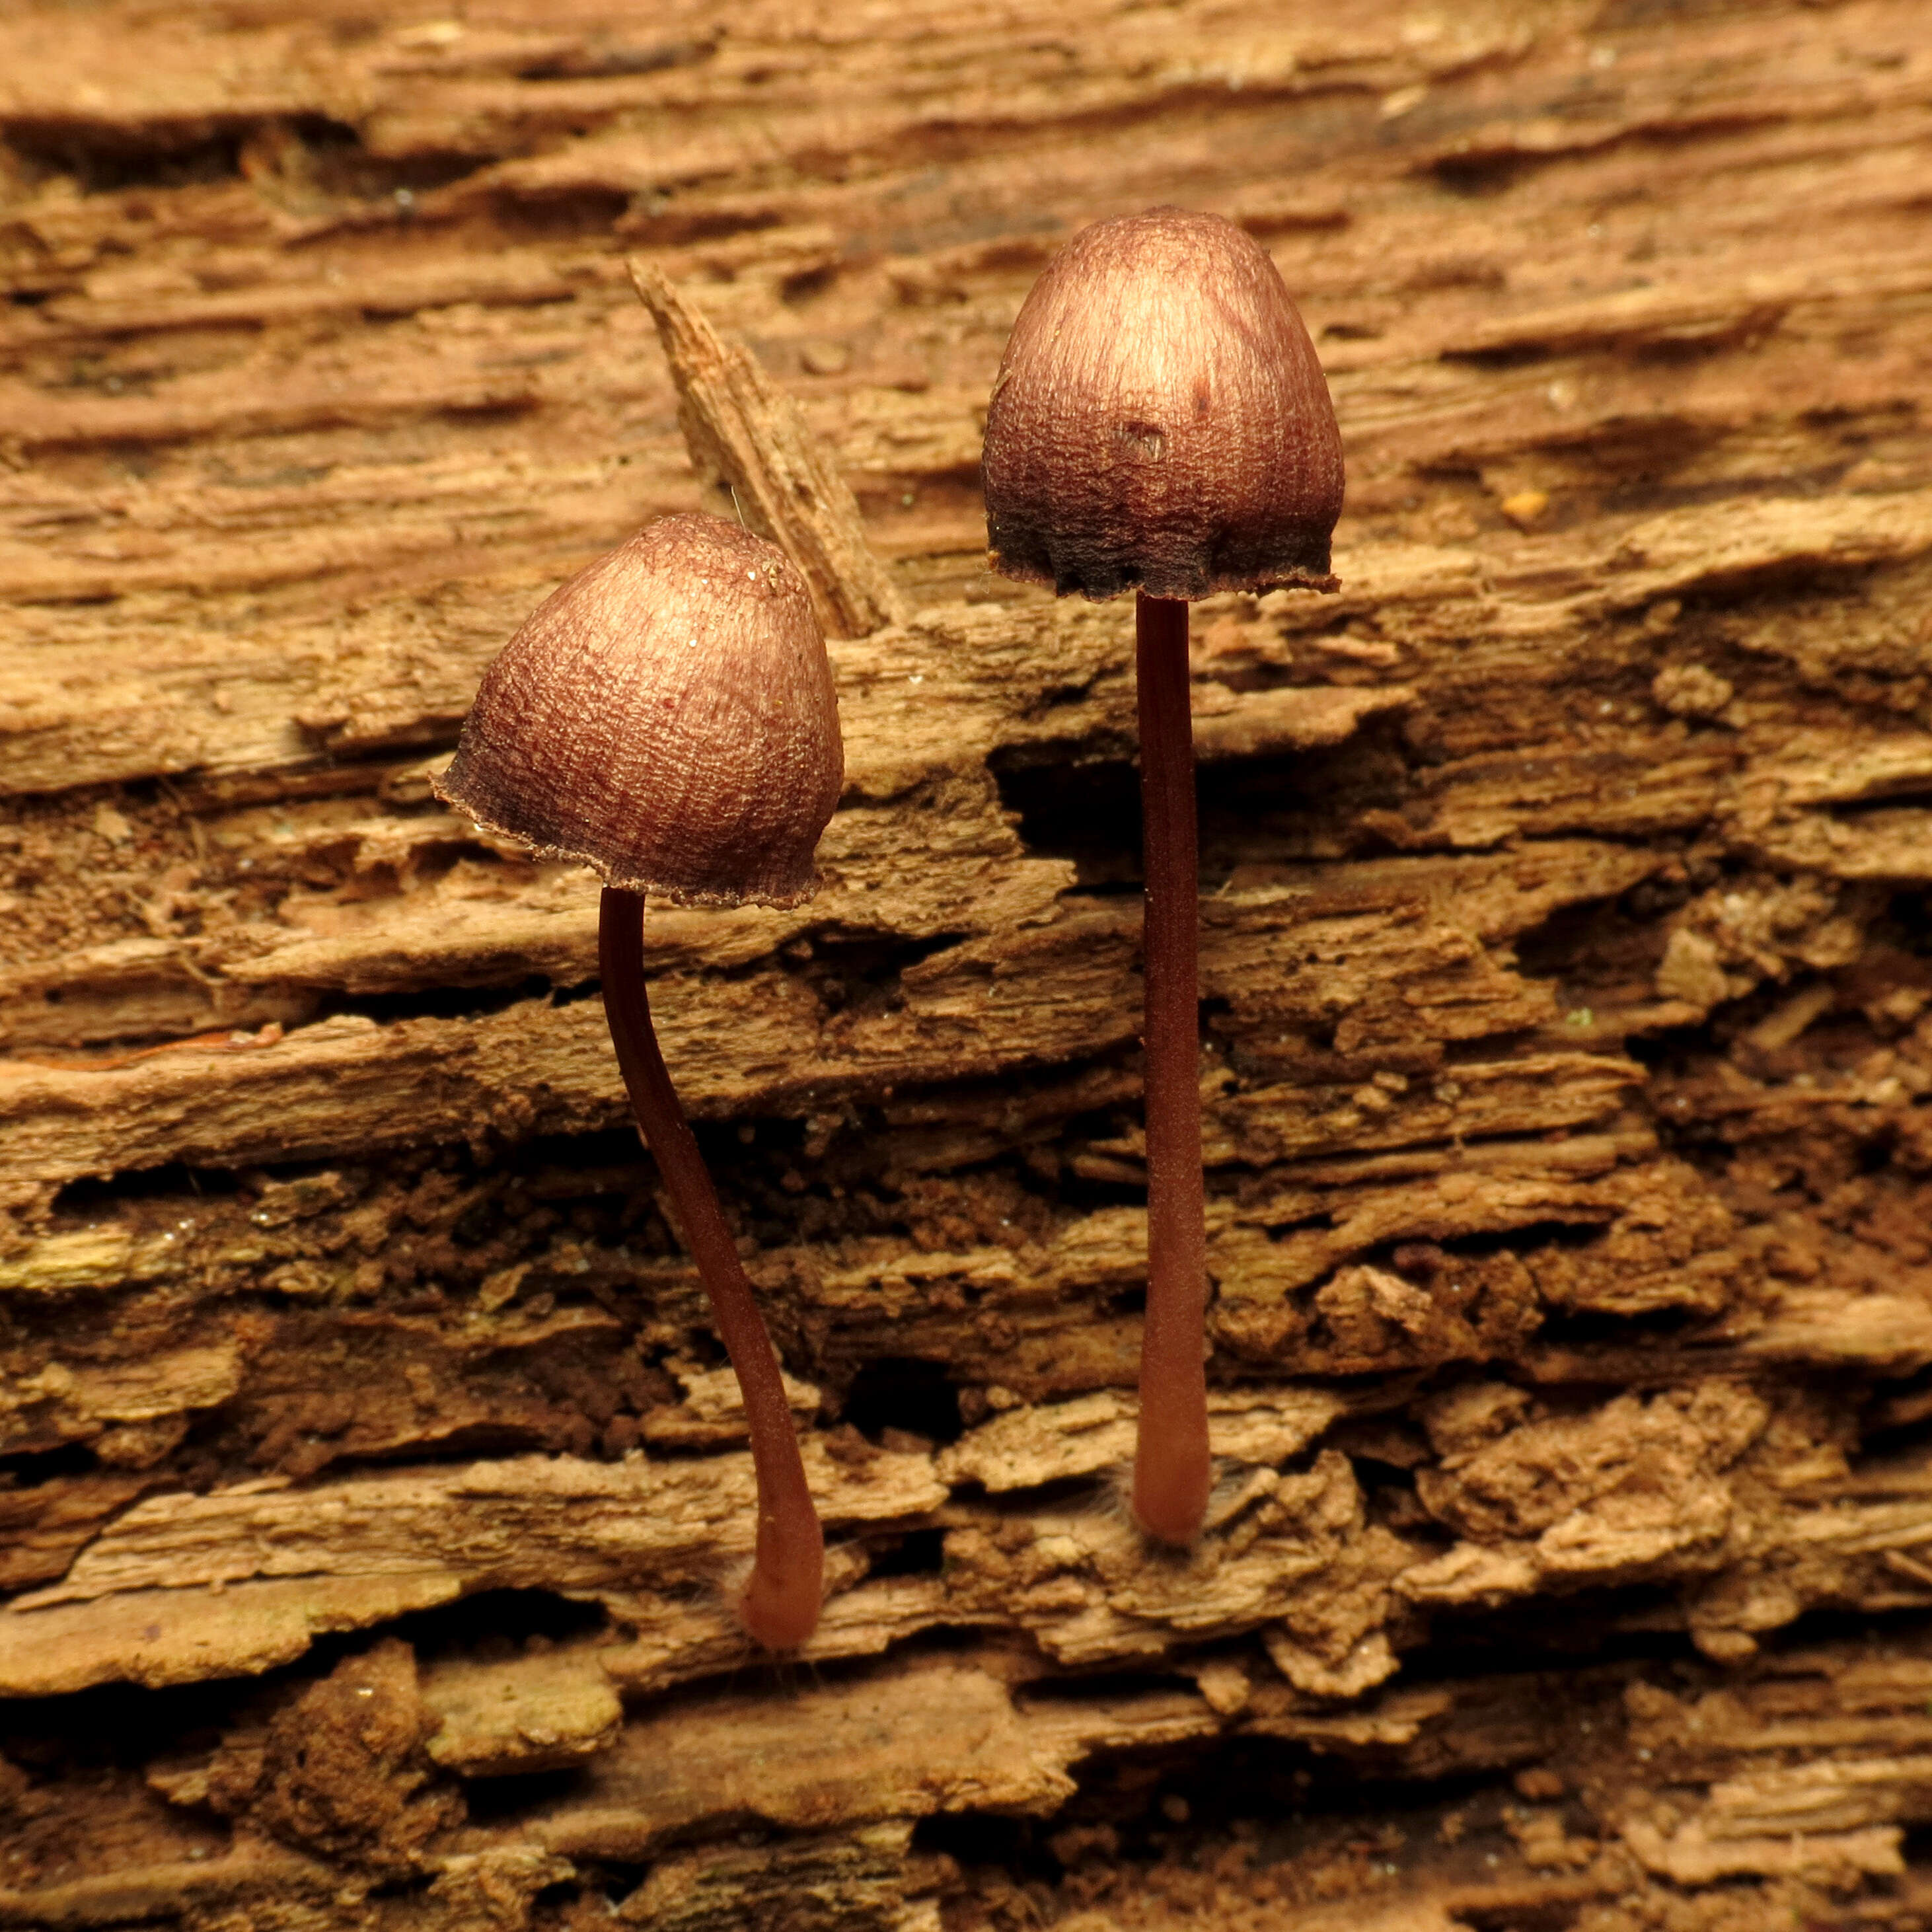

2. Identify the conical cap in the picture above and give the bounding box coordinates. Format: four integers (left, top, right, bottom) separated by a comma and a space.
435, 514, 842, 907
983, 207, 1343, 602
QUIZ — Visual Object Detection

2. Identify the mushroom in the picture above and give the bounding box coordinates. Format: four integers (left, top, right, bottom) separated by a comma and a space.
435, 512, 842, 1647
982, 207, 1343, 1545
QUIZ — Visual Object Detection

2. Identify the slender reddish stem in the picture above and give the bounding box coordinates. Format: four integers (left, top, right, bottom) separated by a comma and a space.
1132, 593, 1212, 1545
599, 888, 824, 1647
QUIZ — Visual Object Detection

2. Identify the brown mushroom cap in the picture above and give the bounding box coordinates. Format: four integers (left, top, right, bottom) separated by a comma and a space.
434, 513, 843, 907
983, 207, 1343, 602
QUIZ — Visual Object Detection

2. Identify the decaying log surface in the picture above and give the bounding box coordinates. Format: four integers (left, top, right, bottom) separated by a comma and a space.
2, 0, 1931, 1925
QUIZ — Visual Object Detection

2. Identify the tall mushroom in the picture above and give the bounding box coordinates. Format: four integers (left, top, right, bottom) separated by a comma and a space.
982, 207, 1344, 1545
435, 512, 842, 1648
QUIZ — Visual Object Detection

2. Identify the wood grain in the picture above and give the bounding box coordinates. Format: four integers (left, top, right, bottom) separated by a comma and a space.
2, 1, 1931, 1925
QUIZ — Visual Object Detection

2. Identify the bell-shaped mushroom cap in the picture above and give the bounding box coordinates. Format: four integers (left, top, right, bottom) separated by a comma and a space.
983, 207, 1343, 602
434, 514, 842, 907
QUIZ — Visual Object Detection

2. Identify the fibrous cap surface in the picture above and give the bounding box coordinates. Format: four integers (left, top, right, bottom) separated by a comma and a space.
983, 206, 1344, 601
435, 513, 843, 907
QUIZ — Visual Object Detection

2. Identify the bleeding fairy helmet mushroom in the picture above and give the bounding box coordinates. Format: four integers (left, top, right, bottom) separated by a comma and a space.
435, 511, 842, 1648
983, 208, 1343, 1547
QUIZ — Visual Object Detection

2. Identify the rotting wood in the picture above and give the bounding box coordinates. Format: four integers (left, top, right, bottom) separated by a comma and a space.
628, 258, 905, 640
2, 1, 1932, 1927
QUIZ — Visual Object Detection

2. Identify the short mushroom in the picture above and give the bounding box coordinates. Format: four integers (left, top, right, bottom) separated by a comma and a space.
435, 512, 842, 1647
982, 207, 1344, 1545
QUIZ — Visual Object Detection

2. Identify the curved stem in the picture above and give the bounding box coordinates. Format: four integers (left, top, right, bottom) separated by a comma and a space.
1132, 593, 1212, 1545
599, 887, 824, 1647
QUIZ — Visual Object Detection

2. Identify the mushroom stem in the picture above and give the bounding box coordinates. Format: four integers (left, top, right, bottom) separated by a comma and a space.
1132, 592, 1212, 1545
598, 887, 825, 1647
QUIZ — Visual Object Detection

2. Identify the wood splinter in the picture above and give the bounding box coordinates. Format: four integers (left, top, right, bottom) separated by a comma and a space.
627, 256, 905, 641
